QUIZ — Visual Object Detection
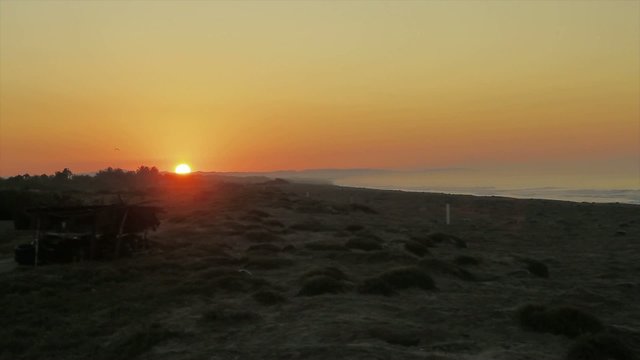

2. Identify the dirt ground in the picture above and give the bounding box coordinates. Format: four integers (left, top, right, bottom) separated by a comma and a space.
1, 181, 639, 359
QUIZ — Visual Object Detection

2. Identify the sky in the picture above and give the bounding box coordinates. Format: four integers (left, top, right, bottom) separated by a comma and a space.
0, 0, 639, 187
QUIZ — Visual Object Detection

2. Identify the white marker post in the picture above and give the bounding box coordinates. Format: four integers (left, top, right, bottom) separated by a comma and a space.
446, 203, 451, 225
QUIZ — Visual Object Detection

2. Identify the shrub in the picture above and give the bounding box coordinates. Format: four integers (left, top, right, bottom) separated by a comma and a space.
298, 275, 346, 296
419, 258, 476, 281
454, 255, 481, 266
521, 258, 549, 278
300, 267, 348, 282
360, 266, 436, 295
202, 308, 261, 323
107, 323, 182, 360
516, 304, 604, 338
368, 327, 420, 347
345, 224, 364, 232
427, 232, 467, 248
404, 240, 429, 257
252, 290, 287, 305
290, 220, 332, 232
246, 244, 281, 253
248, 209, 271, 218
345, 237, 382, 251
566, 333, 637, 360
305, 240, 347, 251
357, 277, 396, 296
210, 272, 270, 292
244, 231, 281, 243
349, 203, 378, 214
246, 257, 294, 270
264, 219, 285, 228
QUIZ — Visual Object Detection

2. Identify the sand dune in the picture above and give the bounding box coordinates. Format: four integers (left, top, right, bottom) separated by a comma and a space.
1, 182, 639, 359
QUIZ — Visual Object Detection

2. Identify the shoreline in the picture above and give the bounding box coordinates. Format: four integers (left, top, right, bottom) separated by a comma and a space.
333, 182, 640, 205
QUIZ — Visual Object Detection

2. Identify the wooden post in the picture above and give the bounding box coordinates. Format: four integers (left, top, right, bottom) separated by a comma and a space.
115, 208, 129, 258
34, 217, 41, 267
446, 203, 451, 225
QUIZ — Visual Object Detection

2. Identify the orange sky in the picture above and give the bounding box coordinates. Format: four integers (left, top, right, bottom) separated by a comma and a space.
1, 1, 639, 184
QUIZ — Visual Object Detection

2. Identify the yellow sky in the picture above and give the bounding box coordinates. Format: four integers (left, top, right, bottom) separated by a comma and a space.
1, 0, 639, 181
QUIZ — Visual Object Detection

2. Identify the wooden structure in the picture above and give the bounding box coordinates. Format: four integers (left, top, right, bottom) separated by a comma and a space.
14, 204, 162, 265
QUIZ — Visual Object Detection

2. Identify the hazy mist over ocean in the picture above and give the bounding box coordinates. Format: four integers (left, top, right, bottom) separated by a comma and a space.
333, 167, 640, 204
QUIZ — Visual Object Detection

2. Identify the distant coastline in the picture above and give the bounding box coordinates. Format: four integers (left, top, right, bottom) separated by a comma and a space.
334, 182, 640, 205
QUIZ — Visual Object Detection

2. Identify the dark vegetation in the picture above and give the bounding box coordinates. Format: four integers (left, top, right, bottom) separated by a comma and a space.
202, 307, 262, 324
419, 258, 476, 281
300, 266, 349, 282
304, 240, 347, 251
368, 327, 421, 347
106, 323, 183, 360
521, 258, 550, 278
403, 240, 430, 257
454, 255, 481, 266
566, 333, 637, 360
516, 304, 604, 338
345, 237, 382, 251
298, 275, 347, 296
252, 290, 287, 305
359, 266, 436, 295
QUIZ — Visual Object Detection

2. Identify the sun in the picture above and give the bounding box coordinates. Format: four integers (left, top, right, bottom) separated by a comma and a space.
175, 163, 192, 174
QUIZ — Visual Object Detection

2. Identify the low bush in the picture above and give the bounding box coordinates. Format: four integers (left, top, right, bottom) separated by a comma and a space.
210, 272, 271, 292
345, 237, 382, 251
202, 308, 261, 323
368, 327, 420, 347
345, 224, 364, 232
305, 240, 347, 251
516, 304, 604, 338
298, 275, 346, 296
419, 258, 476, 281
106, 323, 182, 360
290, 220, 332, 232
357, 277, 396, 296
404, 240, 429, 257
252, 290, 287, 305
521, 258, 549, 278
454, 255, 481, 266
244, 231, 281, 243
246, 257, 294, 270
246, 244, 281, 253
428, 232, 467, 248
566, 333, 636, 360
359, 266, 436, 296
300, 267, 348, 282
